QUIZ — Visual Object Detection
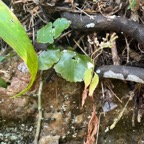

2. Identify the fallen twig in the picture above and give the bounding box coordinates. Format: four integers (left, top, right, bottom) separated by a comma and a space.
105, 91, 134, 132
110, 33, 120, 65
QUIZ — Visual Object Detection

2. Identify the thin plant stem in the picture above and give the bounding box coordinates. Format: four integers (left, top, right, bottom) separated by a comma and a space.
34, 71, 43, 144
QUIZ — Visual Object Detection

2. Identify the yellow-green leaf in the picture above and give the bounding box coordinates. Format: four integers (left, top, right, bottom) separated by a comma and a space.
89, 73, 99, 97
84, 68, 93, 88
0, 1, 38, 97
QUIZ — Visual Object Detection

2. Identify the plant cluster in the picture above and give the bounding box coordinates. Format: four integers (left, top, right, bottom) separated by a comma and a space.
0, 2, 120, 144
0, 1, 96, 97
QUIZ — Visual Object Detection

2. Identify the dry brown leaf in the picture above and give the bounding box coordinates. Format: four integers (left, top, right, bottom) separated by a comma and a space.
84, 105, 98, 144
82, 88, 88, 107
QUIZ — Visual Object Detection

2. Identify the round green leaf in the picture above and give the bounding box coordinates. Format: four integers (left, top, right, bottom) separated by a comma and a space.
38, 46, 61, 70
53, 18, 70, 39
54, 50, 94, 82
37, 22, 55, 44
37, 18, 70, 44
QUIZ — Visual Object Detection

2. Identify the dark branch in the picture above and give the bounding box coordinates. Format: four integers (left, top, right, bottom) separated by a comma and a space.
96, 65, 144, 84
61, 12, 144, 48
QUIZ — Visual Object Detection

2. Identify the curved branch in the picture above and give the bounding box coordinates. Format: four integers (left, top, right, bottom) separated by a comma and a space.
96, 65, 144, 84
61, 12, 144, 48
